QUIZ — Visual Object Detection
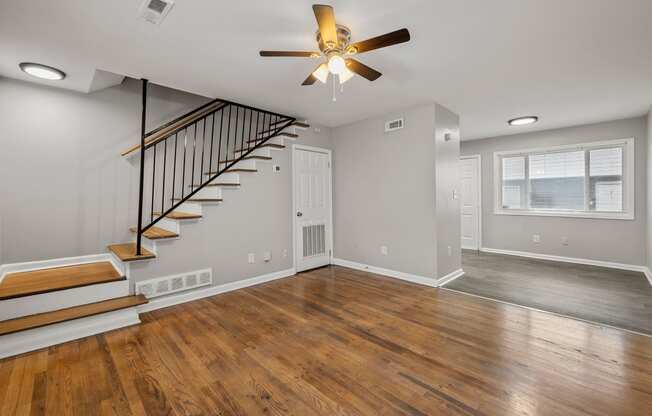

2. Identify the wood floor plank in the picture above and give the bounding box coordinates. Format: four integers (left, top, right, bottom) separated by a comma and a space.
0, 262, 123, 300
1, 266, 651, 415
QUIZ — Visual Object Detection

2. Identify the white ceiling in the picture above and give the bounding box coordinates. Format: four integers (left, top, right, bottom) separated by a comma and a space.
1, 0, 651, 140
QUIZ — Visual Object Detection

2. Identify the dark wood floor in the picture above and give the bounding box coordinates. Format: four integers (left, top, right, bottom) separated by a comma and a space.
447, 251, 652, 335
1, 265, 651, 415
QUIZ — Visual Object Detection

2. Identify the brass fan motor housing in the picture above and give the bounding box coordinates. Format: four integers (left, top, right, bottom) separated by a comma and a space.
316, 24, 352, 55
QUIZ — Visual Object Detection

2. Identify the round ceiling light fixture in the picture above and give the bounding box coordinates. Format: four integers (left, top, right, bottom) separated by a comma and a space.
19, 62, 66, 80
327, 54, 346, 75
508, 116, 538, 126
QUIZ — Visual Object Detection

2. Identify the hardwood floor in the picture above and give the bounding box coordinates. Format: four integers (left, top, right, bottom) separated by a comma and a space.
1, 265, 651, 415
448, 250, 652, 335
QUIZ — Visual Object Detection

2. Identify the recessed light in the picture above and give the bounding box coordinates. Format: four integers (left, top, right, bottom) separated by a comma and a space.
508, 116, 538, 126
19, 62, 66, 81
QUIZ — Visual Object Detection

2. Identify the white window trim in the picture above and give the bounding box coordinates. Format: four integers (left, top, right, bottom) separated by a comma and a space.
493, 137, 635, 220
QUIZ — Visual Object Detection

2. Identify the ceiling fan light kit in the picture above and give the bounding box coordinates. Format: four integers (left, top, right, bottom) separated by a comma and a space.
259, 4, 411, 99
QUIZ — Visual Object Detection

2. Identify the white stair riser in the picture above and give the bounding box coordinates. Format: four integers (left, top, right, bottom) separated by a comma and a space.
156, 218, 180, 234
195, 187, 222, 200
0, 280, 129, 321
210, 172, 240, 184
0, 307, 140, 359
235, 147, 271, 158
178, 202, 203, 215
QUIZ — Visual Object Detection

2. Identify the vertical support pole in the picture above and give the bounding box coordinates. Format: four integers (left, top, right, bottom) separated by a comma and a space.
136, 79, 149, 256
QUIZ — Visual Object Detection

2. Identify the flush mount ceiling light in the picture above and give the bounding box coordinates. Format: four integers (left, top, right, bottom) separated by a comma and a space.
19, 62, 66, 80
508, 116, 538, 126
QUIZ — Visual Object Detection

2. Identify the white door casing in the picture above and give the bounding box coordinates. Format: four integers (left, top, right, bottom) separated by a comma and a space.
460, 155, 481, 250
292, 145, 333, 272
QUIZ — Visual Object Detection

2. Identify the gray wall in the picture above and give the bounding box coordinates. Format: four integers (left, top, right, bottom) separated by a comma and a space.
332, 104, 438, 279
0, 77, 334, 288
434, 104, 461, 278
461, 116, 648, 266
648, 107, 652, 270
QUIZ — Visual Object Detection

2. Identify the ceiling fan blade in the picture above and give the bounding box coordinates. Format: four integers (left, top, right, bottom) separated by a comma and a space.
345, 58, 382, 81
302, 73, 318, 86
347, 28, 411, 54
260, 51, 320, 57
313, 4, 338, 46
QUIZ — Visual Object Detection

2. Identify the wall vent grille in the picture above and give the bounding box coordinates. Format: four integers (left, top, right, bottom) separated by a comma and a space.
139, 0, 175, 24
385, 118, 404, 132
135, 268, 212, 298
303, 224, 326, 257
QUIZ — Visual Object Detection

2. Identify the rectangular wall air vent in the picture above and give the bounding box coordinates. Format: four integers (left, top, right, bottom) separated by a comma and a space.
385, 118, 404, 133
135, 268, 212, 299
139, 0, 175, 24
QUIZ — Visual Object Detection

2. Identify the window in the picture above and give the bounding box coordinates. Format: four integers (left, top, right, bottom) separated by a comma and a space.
493, 138, 634, 219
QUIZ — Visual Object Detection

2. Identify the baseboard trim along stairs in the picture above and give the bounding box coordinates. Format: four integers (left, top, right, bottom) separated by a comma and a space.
332, 258, 464, 287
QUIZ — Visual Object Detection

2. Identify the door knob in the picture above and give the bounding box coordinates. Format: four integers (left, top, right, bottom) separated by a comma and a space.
297, 212, 303, 217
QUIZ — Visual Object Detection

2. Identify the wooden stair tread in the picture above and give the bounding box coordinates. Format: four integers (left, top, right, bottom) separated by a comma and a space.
249, 132, 298, 144
129, 226, 178, 240
154, 211, 202, 220
206, 168, 257, 174
0, 262, 123, 301
108, 243, 156, 262
0, 295, 148, 336
236, 143, 285, 151
224, 156, 272, 162
190, 183, 240, 188
172, 198, 223, 202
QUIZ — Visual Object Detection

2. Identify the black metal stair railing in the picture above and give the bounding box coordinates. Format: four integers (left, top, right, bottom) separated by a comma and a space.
135, 79, 296, 254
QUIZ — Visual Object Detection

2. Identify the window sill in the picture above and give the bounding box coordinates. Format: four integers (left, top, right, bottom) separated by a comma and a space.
493, 209, 634, 220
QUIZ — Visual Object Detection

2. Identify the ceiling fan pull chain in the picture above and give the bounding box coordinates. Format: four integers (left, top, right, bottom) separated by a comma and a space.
332, 75, 337, 102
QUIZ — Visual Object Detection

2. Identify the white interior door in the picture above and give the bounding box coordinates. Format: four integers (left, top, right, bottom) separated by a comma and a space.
294, 146, 332, 272
460, 156, 481, 250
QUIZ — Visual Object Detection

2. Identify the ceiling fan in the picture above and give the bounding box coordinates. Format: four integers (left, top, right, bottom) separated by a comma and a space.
259, 4, 410, 86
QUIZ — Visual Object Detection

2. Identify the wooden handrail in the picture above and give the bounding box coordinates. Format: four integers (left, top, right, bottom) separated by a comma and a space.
121, 101, 227, 156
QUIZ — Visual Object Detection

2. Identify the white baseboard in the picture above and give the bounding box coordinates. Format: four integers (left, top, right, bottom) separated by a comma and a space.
644, 268, 652, 287
435, 268, 465, 286
332, 258, 441, 287
0, 308, 140, 360
138, 267, 296, 313
480, 247, 649, 274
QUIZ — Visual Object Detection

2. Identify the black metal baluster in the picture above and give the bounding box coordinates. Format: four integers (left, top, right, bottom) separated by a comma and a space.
181, 128, 187, 198
225, 105, 232, 171
217, 107, 225, 172
151, 142, 157, 223
136, 79, 148, 255
172, 133, 178, 204
233, 106, 239, 163
191, 122, 198, 192
200, 118, 207, 186
161, 137, 167, 217
240, 107, 246, 156
247, 109, 253, 152
208, 113, 216, 178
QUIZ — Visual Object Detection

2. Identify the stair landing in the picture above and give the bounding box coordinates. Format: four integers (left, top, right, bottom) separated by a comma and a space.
0, 262, 123, 300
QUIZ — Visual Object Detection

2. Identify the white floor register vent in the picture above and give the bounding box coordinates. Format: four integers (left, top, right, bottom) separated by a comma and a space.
135, 268, 212, 298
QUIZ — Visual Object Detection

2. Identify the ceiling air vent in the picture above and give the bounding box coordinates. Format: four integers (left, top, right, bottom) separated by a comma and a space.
385, 118, 404, 133
139, 0, 174, 24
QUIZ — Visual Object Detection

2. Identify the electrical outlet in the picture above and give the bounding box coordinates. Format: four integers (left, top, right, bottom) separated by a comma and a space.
263, 251, 271, 262
380, 245, 388, 255
248, 253, 255, 264
282, 249, 288, 258
561, 236, 569, 246
447, 246, 452, 256
532, 234, 541, 243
